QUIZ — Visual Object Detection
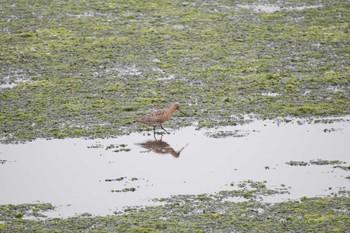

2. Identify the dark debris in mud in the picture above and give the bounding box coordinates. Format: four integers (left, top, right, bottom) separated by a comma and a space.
205, 129, 256, 138
105, 177, 127, 182
310, 159, 345, 166
105, 177, 148, 193
105, 177, 139, 182
87, 143, 104, 149
287, 159, 347, 167
216, 180, 290, 200
0, 160, 8, 165
111, 187, 136, 193
105, 143, 131, 153
286, 160, 350, 181
334, 165, 350, 172
286, 161, 309, 166
323, 128, 342, 133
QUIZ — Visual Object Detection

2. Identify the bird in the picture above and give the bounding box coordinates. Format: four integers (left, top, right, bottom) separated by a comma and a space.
137, 102, 186, 135
137, 139, 188, 158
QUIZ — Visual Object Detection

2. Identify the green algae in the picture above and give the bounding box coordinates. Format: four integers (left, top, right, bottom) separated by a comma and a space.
111, 187, 136, 193
0, 203, 54, 221
310, 159, 344, 166
0, 186, 349, 232
2, 2, 349, 231
286, 159, 348, 167
1, 0, 350, 143
104, 143, 131, 152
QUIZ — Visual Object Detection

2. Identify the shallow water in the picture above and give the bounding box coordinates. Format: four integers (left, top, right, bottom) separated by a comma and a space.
1, 117, 349, 217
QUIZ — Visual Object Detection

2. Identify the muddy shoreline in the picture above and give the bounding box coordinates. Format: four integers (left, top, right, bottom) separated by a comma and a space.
1, 0, 350, 143
1, 0, 350, 231
1, 118, 350, 231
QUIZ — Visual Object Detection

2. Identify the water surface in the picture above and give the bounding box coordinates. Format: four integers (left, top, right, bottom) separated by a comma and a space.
1, 117, 349, 217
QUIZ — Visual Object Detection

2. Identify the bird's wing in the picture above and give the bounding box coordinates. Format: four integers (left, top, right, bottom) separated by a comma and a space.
140, 109, 166, 124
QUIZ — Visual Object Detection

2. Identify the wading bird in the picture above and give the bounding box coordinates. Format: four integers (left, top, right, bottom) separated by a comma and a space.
137, 102, 186, 135
137, 139, 188, 158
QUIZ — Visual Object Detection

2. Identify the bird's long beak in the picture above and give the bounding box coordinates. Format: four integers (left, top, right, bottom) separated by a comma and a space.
179, 109, 186, 116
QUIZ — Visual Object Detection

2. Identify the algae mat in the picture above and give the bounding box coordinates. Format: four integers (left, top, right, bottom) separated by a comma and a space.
1, 0, 350, 143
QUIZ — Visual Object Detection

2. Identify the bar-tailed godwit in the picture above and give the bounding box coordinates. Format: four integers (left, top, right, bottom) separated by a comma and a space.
137, 102, 186, 134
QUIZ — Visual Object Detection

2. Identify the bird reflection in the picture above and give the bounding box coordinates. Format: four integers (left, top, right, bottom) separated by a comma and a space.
137, 138, 188, 158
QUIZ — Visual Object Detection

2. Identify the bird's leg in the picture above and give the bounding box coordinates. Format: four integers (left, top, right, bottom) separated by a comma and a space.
153, 126, 157, 140
160, 125, 169, 134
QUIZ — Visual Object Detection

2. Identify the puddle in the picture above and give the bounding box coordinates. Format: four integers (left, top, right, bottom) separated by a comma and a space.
0, 77, 30, 89
262, 92, 280, 97
0, 69, 32, 89
236, 4, 322, 14
0, 83, 20, 89
0, 117, 349, 217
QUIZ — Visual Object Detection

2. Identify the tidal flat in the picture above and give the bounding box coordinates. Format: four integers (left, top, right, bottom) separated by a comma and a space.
1, 118, 350, 232
1, 0, 350, 142
1, 0, 350, 232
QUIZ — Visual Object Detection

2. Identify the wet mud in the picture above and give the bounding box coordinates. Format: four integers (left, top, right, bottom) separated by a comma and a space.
1, 0, 350, 143
1, 0, 350, 232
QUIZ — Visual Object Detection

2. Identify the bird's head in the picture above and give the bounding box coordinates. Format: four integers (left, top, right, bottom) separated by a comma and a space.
172, 102, 180, 110
172, 102, 186, 116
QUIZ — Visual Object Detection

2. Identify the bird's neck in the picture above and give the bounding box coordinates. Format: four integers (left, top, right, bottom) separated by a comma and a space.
167, 105, 177, 114
164, 106, 176, 119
